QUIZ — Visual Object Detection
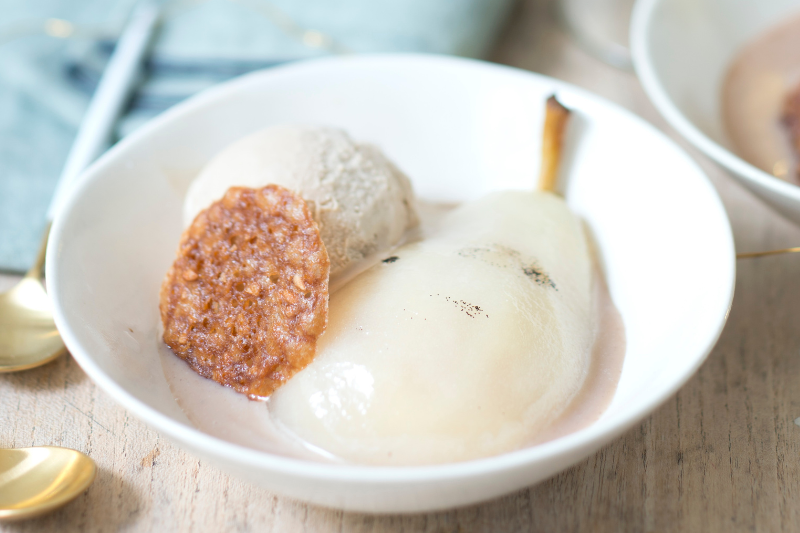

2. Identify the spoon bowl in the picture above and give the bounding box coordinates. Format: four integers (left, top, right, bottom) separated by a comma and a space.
0, 446, 96, 521
0, 226, 65, 373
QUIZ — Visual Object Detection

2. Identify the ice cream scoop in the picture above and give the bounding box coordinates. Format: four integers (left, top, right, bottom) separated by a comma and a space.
183, 126, 418, 279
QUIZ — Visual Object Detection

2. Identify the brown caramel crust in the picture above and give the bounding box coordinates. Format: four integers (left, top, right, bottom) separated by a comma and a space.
160, 185, 329, 399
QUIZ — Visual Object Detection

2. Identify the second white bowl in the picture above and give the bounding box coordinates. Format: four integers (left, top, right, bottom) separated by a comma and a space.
632, 0, 800, 224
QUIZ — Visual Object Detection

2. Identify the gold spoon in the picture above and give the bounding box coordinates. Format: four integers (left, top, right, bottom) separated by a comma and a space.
0, 227, 63, 372
0, 446, 96, 521
0, 2, 160, 372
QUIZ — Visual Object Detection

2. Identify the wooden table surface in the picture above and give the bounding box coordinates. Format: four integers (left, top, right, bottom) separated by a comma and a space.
4, 0, 800, 531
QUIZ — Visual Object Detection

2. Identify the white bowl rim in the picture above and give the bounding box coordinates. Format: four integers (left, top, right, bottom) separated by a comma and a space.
47, 53, 736, 485
630, 0, 800, 204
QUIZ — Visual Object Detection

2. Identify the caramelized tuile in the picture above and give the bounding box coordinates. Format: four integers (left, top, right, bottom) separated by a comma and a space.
160, 185, 330, 399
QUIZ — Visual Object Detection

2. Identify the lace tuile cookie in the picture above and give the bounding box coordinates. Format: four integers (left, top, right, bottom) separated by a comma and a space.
160, 185, 330, 399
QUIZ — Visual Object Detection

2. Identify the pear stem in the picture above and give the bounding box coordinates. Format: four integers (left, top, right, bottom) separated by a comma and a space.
538, 95, 572, 193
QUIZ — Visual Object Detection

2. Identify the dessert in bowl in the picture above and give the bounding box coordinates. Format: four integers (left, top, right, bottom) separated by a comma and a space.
47, 54, 734, 512
631, 0, 800, 224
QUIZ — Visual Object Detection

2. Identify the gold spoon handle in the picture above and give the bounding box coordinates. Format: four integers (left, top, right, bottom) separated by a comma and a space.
736, 246, 800, 259
24, 223, 51, 282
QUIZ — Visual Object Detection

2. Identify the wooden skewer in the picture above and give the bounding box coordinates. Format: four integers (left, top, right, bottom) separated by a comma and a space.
538, 95, 572, 193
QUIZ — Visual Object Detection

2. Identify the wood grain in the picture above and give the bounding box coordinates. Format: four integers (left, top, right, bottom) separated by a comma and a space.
4, 0, 800, 530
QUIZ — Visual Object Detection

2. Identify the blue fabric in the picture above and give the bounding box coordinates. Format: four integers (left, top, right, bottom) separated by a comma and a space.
0, 0, 515, 272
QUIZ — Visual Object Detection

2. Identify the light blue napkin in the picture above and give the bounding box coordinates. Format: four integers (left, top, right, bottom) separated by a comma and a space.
0, 0, 516, 272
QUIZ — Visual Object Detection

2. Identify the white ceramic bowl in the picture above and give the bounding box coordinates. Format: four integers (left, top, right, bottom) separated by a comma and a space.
631, 0, 800, 224
47, 54, 734, 513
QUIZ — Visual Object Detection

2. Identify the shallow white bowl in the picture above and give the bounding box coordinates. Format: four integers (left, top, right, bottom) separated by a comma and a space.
631, 0, 800, 224
47, 54, 734, 513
